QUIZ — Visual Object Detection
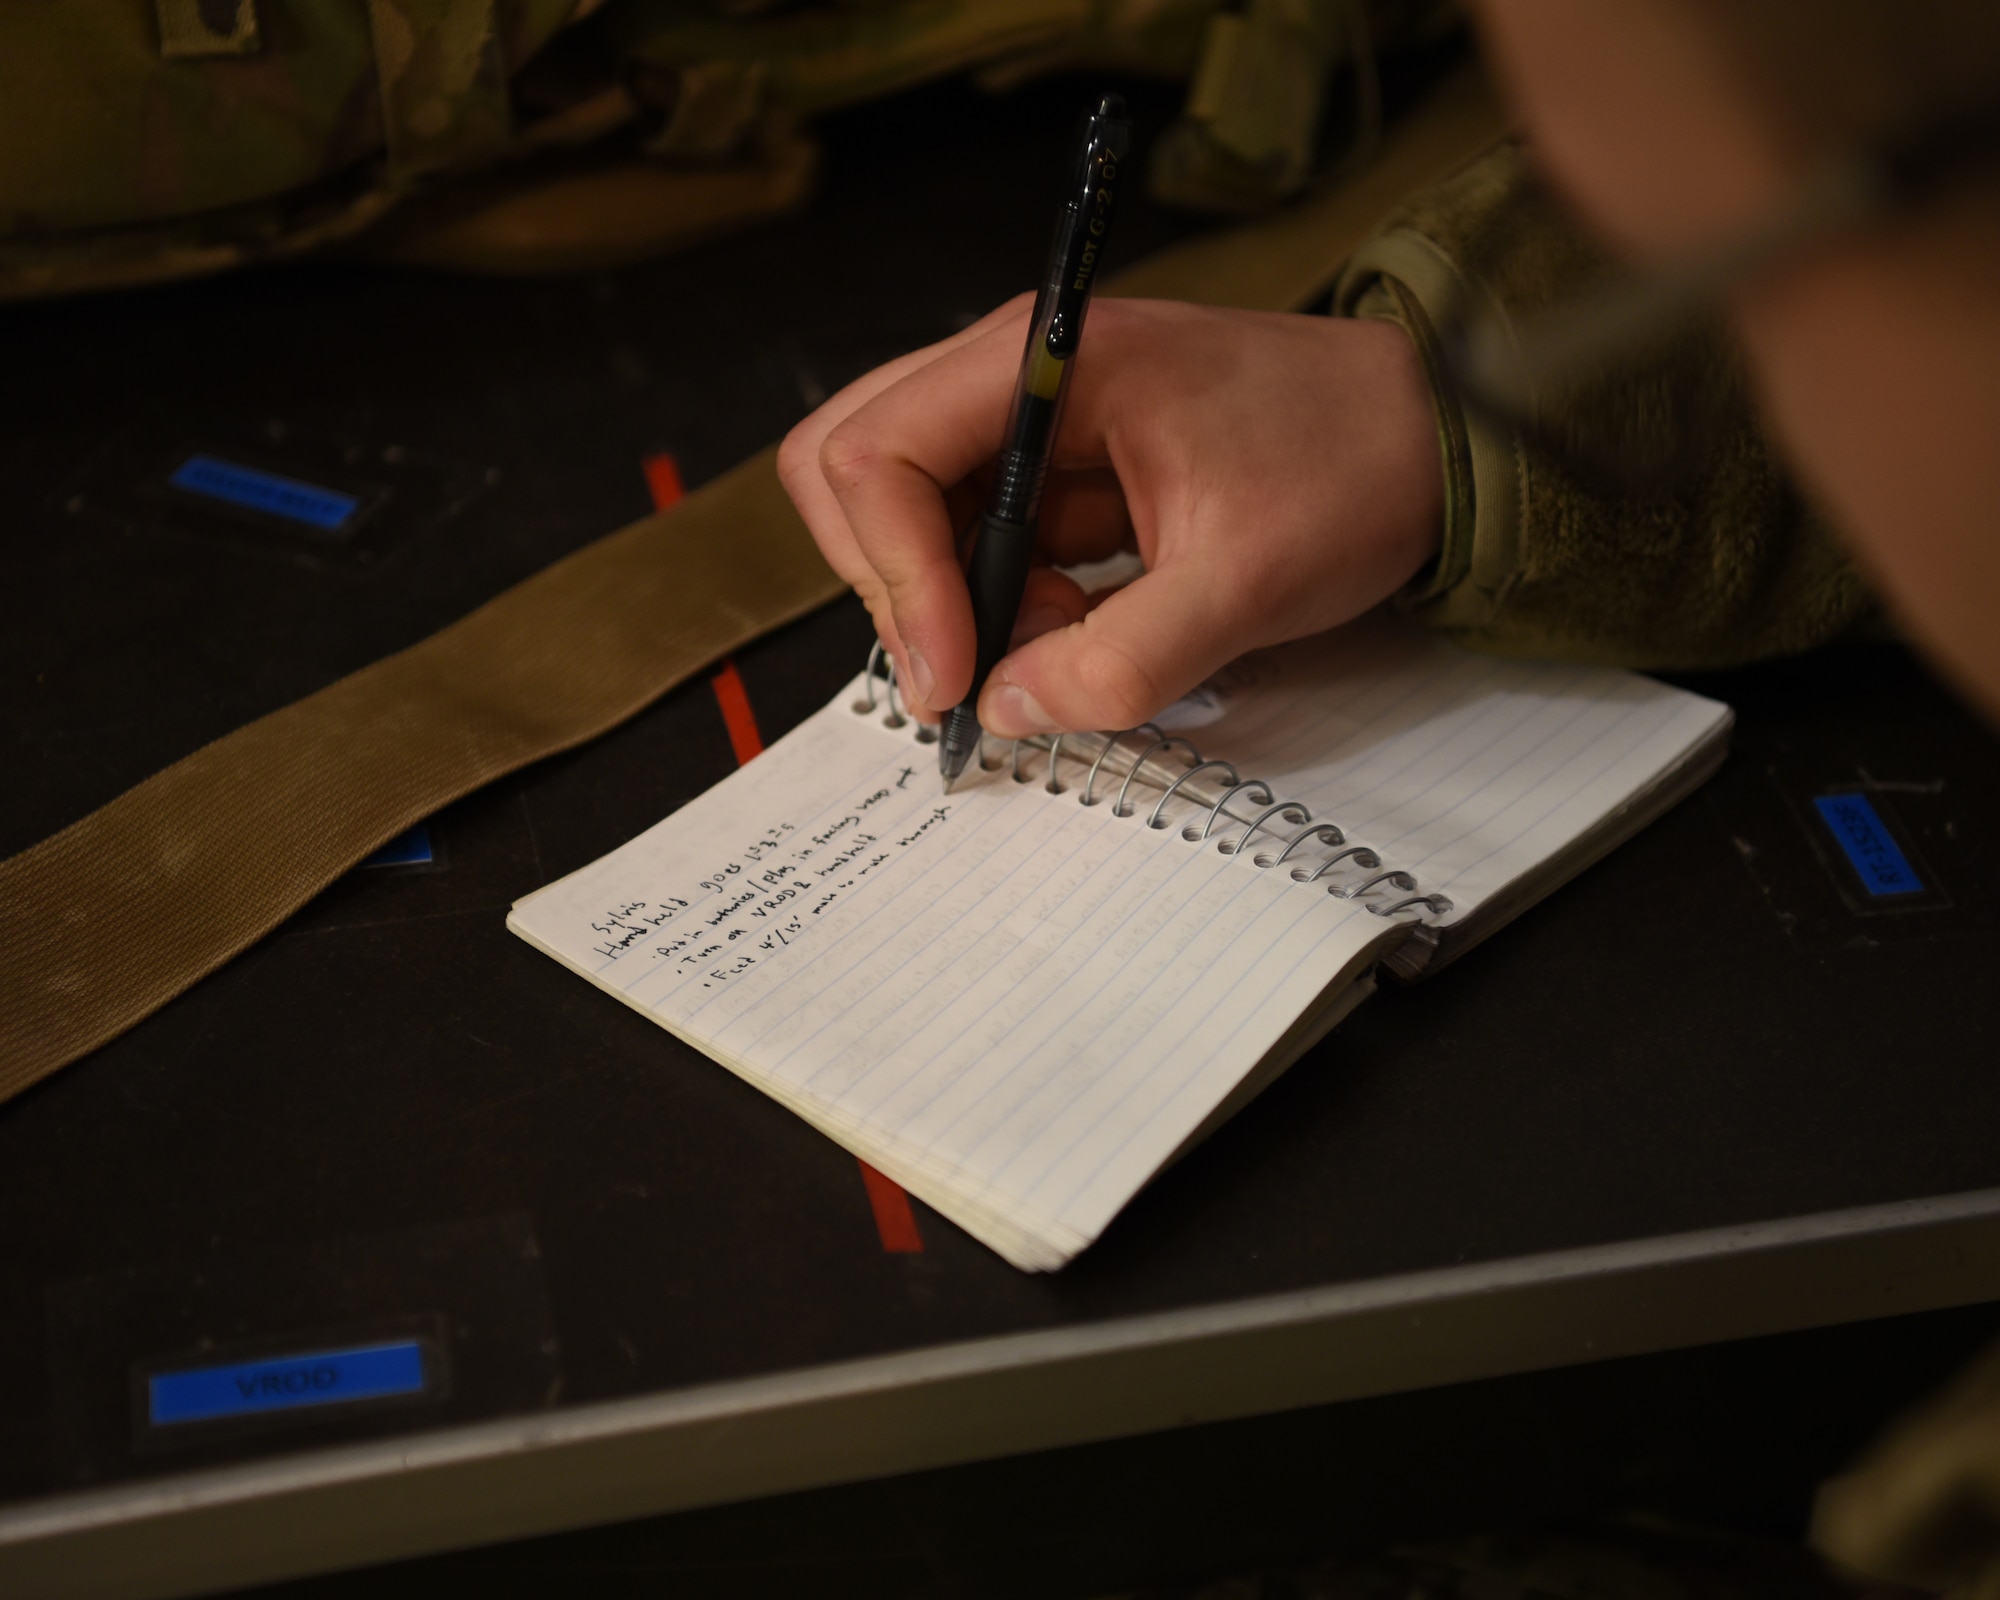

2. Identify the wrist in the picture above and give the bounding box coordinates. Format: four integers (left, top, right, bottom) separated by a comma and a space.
1331, 284, 1457, 604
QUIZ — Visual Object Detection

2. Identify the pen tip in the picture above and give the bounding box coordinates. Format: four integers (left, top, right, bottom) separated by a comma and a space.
942, 773, 957, 796
1096, 92, 1126, 119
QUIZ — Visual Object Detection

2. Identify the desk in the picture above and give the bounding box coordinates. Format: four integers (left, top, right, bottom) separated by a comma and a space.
3, 72, 1998, 1600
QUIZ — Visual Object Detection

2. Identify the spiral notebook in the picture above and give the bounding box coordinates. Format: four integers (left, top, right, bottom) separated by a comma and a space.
509, 615, 1731, 1270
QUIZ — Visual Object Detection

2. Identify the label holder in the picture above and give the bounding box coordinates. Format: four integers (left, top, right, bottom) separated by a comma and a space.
130, 1317, 450, 1453
1796, 785, 1952, 916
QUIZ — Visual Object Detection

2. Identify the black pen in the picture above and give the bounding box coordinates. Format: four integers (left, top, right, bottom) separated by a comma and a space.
938, 92, 1131, 793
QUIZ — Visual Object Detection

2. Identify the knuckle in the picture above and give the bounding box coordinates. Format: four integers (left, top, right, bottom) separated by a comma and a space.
859, 588, 897, 637
817, 422, 876, 497
873, 562, 921, 610
1085, 296, 1135, 339
849, 554, 908, 615
775, 420, 818, 491
1079, 295, 1154, 353
1075, 635, 1164, 730
851, 576, 903, 640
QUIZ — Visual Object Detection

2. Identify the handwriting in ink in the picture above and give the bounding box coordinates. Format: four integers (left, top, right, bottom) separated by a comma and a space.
590, 898, 690, 959
897, 806, 951, 848
705, 887, 759, 928
812, 833, 880, 880
701, 824, 797, 891
758, 916, 807, 952
664, 781, 960, 985
739, 822, 796, 864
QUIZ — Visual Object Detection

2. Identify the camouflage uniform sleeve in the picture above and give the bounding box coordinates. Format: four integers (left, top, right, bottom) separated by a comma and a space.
1331, 141, 1880, 669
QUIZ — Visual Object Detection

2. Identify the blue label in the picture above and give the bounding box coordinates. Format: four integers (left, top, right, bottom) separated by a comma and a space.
1813, 792, 1924, 896
168, 454, 360, 531
362, 825, 433, 868
149, 1340, 426, 1426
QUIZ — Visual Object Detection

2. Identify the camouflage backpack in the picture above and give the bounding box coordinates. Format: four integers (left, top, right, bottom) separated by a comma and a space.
0, 0, 1458, 300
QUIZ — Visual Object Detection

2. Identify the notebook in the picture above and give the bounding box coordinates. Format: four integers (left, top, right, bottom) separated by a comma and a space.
509, 614, 1731, 1270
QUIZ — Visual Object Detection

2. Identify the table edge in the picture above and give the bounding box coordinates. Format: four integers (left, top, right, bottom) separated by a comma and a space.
8, 1187, 2000, 1599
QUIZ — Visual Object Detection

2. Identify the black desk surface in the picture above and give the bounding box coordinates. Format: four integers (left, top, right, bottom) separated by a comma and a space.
4, 70, 1998, 1600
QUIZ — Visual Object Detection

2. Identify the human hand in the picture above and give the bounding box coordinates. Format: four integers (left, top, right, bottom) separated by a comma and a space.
776, 296, 1444, 736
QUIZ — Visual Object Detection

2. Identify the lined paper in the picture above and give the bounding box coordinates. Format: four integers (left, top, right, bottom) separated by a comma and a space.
510, 617, 1728, 1269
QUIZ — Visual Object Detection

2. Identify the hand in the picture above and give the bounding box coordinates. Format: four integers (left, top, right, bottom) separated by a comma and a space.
776, 296, 1444, 736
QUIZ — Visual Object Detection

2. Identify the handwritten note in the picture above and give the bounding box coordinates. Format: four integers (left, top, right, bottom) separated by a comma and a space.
511, 617, 1729, 1270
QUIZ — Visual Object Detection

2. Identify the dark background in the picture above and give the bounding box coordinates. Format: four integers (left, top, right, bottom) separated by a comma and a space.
4, 65, 1998, 1597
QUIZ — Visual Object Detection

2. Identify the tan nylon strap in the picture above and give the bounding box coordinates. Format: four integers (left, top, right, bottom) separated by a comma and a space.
0, 65, 1503, 1104
0, 455, 842, 1098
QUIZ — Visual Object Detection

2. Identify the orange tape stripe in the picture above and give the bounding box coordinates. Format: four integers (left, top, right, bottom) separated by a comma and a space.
645, 457, 763, 763
644, 454, 923, 1256
708, 661, 764, 767
859, 1162, 925, 1253
641, 452, 686, 512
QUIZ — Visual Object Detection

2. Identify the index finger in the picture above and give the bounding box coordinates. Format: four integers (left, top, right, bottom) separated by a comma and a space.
776, 294, 1036, 597
817, 309, 1109, 711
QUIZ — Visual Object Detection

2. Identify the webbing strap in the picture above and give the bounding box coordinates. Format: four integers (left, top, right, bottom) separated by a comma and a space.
0, 64, 1503, 1104
0, 454, 841, 1099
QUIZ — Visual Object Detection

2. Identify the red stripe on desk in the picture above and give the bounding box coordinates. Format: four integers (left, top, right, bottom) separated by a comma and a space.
642, 452, 686, 512
709, 661, 765, 767
650, 457, 763, 763
858, 1162, 925, 1253
646, 453, 924, 1255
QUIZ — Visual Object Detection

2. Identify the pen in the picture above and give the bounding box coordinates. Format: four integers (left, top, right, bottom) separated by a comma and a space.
938, 92, 1131, 793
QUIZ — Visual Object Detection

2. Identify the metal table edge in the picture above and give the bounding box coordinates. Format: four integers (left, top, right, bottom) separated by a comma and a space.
8, 1186, 2000, 1600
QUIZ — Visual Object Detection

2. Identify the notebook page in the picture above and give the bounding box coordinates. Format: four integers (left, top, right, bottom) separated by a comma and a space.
1142, 615, 1731, 920
510, 617, 1728, 1269
509, 685, 1395, 1270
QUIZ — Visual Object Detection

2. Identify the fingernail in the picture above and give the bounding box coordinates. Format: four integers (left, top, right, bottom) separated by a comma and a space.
903, 645, 936, 708
984, 683, 1056, 737
1010, 605, 1069, 648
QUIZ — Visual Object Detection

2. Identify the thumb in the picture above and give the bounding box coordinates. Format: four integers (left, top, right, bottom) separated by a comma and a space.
978, 561, 1252, 737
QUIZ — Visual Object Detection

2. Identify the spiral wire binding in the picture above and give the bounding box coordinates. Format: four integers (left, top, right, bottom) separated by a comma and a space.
850, 650, 1452, 920
1146, 760, 1238, 825
857, 642, 938, 743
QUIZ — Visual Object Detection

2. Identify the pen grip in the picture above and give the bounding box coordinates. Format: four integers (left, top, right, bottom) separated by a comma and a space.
963, 509, 1036, 699
990, 443, 1051, 527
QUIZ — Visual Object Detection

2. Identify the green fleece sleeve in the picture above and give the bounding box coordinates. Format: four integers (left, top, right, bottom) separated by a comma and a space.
1332, 141, 1878, 669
